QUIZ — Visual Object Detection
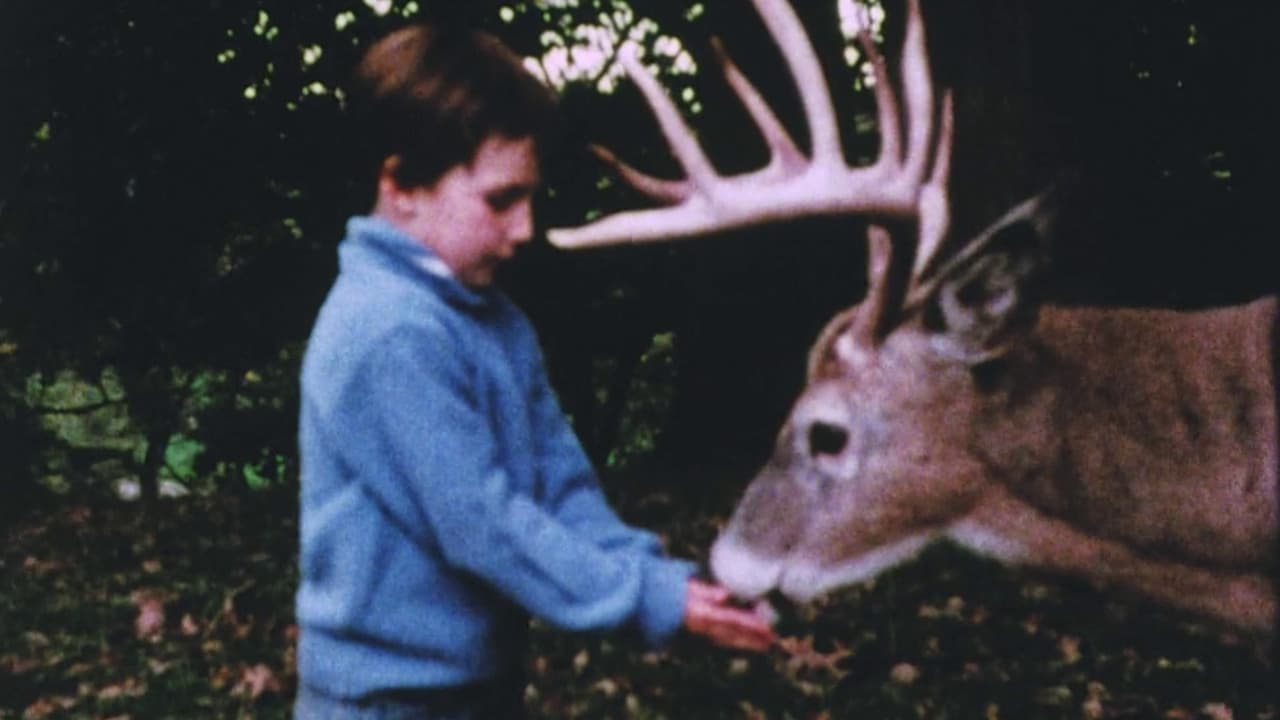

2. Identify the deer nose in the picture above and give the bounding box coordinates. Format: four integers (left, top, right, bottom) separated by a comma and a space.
807, 421, 849, 457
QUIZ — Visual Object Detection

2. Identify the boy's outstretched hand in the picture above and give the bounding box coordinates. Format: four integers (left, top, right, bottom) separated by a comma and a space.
682, 578, 777, 652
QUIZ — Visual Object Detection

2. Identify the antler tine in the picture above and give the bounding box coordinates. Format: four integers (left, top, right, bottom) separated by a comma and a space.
857, 26, 901, 171
851, 224, 895, 347
617, 45, 719, 193
910, 88, 953, 285
898, 0, 934, 184
804, 223, 894, 375
710, 37, 805, 174
588, 144, 691, 204
746, 0, 841, 169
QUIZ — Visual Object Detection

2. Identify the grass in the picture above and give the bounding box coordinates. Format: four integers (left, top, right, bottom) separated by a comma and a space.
1, 483, 1274, 719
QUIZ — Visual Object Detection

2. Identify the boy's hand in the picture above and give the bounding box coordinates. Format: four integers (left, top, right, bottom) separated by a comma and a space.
682, 578, 777, 652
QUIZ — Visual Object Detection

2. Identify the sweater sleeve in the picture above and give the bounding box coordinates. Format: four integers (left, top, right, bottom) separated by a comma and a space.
352, 325, 692, 647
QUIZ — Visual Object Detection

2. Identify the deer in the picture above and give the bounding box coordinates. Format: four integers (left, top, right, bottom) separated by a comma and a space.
547, 0, 1278, 639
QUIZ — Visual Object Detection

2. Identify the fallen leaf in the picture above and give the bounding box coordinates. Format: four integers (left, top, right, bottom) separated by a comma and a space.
1201, 703, 1234, 720
1035, 685, 1074, 706
917, 603, 942, 619
21, 699, 57, 720
591, 678, 619, 698
923, 636, 942, 657
65, 506, 92, 526
889, 662, 920, 685
23, 632, 50, 649
96, 677, 146, 701
209, 664, 235, 690
22, 696, 75, 719
3, 655, 41, 674
22, 556, 63, 576
776, 635, 852, 677
1059, 635, 1082, 665
737, 701, 767, 720
131, 592, 166, 640
792, 679, 826, 697
230, 663, 282, 700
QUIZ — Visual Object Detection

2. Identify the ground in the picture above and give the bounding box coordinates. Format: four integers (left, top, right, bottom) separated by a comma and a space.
1, 486, 1274, 719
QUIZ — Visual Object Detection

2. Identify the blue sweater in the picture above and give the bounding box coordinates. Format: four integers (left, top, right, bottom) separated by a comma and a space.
295, 217, 693, 699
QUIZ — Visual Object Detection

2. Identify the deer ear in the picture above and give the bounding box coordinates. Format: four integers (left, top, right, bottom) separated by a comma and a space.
923, 191, 1054, 363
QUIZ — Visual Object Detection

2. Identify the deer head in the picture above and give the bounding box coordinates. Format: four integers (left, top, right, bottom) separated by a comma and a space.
547, 0, 1039, 595
708, 192, 1055, 601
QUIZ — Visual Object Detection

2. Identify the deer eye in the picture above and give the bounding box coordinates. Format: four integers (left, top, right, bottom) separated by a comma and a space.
807, 422, 849, 457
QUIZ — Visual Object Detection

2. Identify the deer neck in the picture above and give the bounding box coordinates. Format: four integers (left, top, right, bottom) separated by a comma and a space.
969, 298, 1278, 568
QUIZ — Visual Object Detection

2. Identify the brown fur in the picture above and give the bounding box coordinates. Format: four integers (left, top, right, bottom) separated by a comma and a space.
712, 291, 1277, 637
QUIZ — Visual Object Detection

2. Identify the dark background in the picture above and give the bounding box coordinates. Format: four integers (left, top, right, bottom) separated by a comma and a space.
1, 0, 1275, 517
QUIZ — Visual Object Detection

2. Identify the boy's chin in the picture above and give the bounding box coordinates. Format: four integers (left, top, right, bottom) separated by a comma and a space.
458, 264, 498, 288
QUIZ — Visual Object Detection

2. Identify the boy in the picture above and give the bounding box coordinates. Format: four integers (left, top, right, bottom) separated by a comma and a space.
293, 23, 776, 719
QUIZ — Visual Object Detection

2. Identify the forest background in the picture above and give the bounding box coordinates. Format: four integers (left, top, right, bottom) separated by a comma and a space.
1, 0, 1276, 717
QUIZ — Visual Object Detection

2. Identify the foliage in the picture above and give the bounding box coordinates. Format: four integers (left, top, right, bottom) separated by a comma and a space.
5, 0, 1274, 509
2, 486, 1273, 719
19, 359, 300, 503
1, 497, 300, 719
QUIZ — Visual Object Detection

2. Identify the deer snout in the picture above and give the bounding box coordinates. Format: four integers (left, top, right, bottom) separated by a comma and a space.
709, 537, 783, 600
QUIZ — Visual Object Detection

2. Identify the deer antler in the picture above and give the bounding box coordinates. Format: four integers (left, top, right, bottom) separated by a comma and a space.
546, 0, 949, 252
848, 87, 953, 347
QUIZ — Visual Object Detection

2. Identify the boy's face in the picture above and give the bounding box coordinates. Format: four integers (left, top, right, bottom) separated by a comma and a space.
399, 134, 540, 287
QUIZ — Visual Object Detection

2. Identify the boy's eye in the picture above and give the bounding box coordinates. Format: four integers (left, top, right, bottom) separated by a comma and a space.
486, 188, 528, 212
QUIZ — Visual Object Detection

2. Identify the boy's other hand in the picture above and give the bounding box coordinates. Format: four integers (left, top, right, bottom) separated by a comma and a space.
682, 578, 777, 652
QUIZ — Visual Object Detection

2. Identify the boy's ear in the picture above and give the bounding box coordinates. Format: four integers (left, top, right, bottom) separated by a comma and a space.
921, 190, 1055, 363
376, 156, 417, 212
377, 155, 403, 190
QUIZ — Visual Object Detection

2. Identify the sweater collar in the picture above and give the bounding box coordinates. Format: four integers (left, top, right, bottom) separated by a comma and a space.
342, 215, 497, 309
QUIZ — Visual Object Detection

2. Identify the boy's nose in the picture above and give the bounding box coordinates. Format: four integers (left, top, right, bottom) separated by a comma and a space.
508, 200, 534, 245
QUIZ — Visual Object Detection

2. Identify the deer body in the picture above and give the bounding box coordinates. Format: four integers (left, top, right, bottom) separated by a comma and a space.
548, 0, 1278, 637
993, 300, 1276, 571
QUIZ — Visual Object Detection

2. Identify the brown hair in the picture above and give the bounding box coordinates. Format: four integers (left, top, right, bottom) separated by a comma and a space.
349, 24, 558, 191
